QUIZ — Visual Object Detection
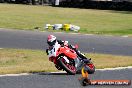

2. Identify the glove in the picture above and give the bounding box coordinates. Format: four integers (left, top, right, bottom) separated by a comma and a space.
69, 45, 75, 49
64, 41, 68, 46
61, 41, 68, 47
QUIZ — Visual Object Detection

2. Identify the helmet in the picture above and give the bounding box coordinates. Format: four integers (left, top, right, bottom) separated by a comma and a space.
47, 35, 56, 46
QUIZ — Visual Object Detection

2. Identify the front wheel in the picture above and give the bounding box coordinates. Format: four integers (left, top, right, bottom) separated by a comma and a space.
85, 62, 95, 74
58, 57, 76, 75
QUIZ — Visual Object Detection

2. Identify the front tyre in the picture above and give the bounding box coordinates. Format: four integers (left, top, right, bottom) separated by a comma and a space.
85, 62, 95, 74
59, 57, 76, 75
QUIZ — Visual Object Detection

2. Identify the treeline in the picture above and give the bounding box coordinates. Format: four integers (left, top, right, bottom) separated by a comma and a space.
58, 1, 132, 11
0, 0, 132, 11
0, 0, 52, 5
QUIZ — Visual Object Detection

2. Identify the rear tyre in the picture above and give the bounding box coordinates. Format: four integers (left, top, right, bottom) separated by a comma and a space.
59, 57, 76, 75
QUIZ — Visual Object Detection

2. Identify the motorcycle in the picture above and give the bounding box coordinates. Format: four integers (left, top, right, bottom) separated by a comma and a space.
46, 42, 95, 75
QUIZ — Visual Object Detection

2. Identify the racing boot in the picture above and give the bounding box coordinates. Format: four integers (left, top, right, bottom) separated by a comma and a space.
68, 45, 90, 63
79, 53, 91, 64
75, 50, 90, 64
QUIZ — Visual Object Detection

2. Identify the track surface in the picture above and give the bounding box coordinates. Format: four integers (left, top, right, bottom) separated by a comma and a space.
0, 69, 132, 88
0, 29, 132, 88
0, 28, 132, 56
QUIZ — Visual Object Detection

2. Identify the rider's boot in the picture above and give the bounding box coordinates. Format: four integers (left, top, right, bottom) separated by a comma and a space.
75, 49, 90, 63
68, 45, 90, 63
79, 53, 90, 63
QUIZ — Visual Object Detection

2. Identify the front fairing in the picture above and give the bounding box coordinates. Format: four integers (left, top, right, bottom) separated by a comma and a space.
59, 46, 77, 59
48, 42, 61, 58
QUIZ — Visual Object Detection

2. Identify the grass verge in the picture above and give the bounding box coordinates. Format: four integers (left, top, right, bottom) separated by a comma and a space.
0, 4, 132, 35
0, 48, 132, 74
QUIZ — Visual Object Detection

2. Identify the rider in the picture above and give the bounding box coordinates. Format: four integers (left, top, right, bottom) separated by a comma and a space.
46, 35, 89, 63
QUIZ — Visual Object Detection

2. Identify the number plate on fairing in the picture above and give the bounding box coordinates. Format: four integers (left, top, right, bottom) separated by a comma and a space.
48, 42, 60, 57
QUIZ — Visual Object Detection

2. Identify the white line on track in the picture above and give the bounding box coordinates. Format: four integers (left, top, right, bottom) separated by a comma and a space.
122, 35, 128, 38
0, 66, 132, 77
41, 31, 131, 38
84, 34, 94, 36
96, 66, 132, 71
0, 73, 30, 77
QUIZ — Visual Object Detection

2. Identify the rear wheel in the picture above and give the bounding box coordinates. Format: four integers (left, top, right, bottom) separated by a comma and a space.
59, 57, 76, 75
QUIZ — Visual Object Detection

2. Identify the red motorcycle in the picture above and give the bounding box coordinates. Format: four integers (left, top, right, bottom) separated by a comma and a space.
47, 42, 95, 75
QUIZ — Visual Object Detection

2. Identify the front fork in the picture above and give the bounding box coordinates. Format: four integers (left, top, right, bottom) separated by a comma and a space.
74, 57, 92, 73
74, 57, 85, 72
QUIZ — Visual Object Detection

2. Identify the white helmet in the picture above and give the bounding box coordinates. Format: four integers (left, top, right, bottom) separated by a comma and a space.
47, 35, 56, 46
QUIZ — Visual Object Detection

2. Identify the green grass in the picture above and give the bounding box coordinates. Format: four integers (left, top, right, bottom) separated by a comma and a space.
0, 4, 132, 35
0, 48, 132, 74
0, 48, 58, 74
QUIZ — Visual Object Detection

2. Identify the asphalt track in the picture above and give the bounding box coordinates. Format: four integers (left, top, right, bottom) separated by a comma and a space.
0, 28, 132, 88
0, 68, 132, 88
0, 28, 132, 56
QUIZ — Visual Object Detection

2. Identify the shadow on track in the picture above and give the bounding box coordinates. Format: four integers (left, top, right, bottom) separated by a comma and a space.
31, 71, 70, 75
